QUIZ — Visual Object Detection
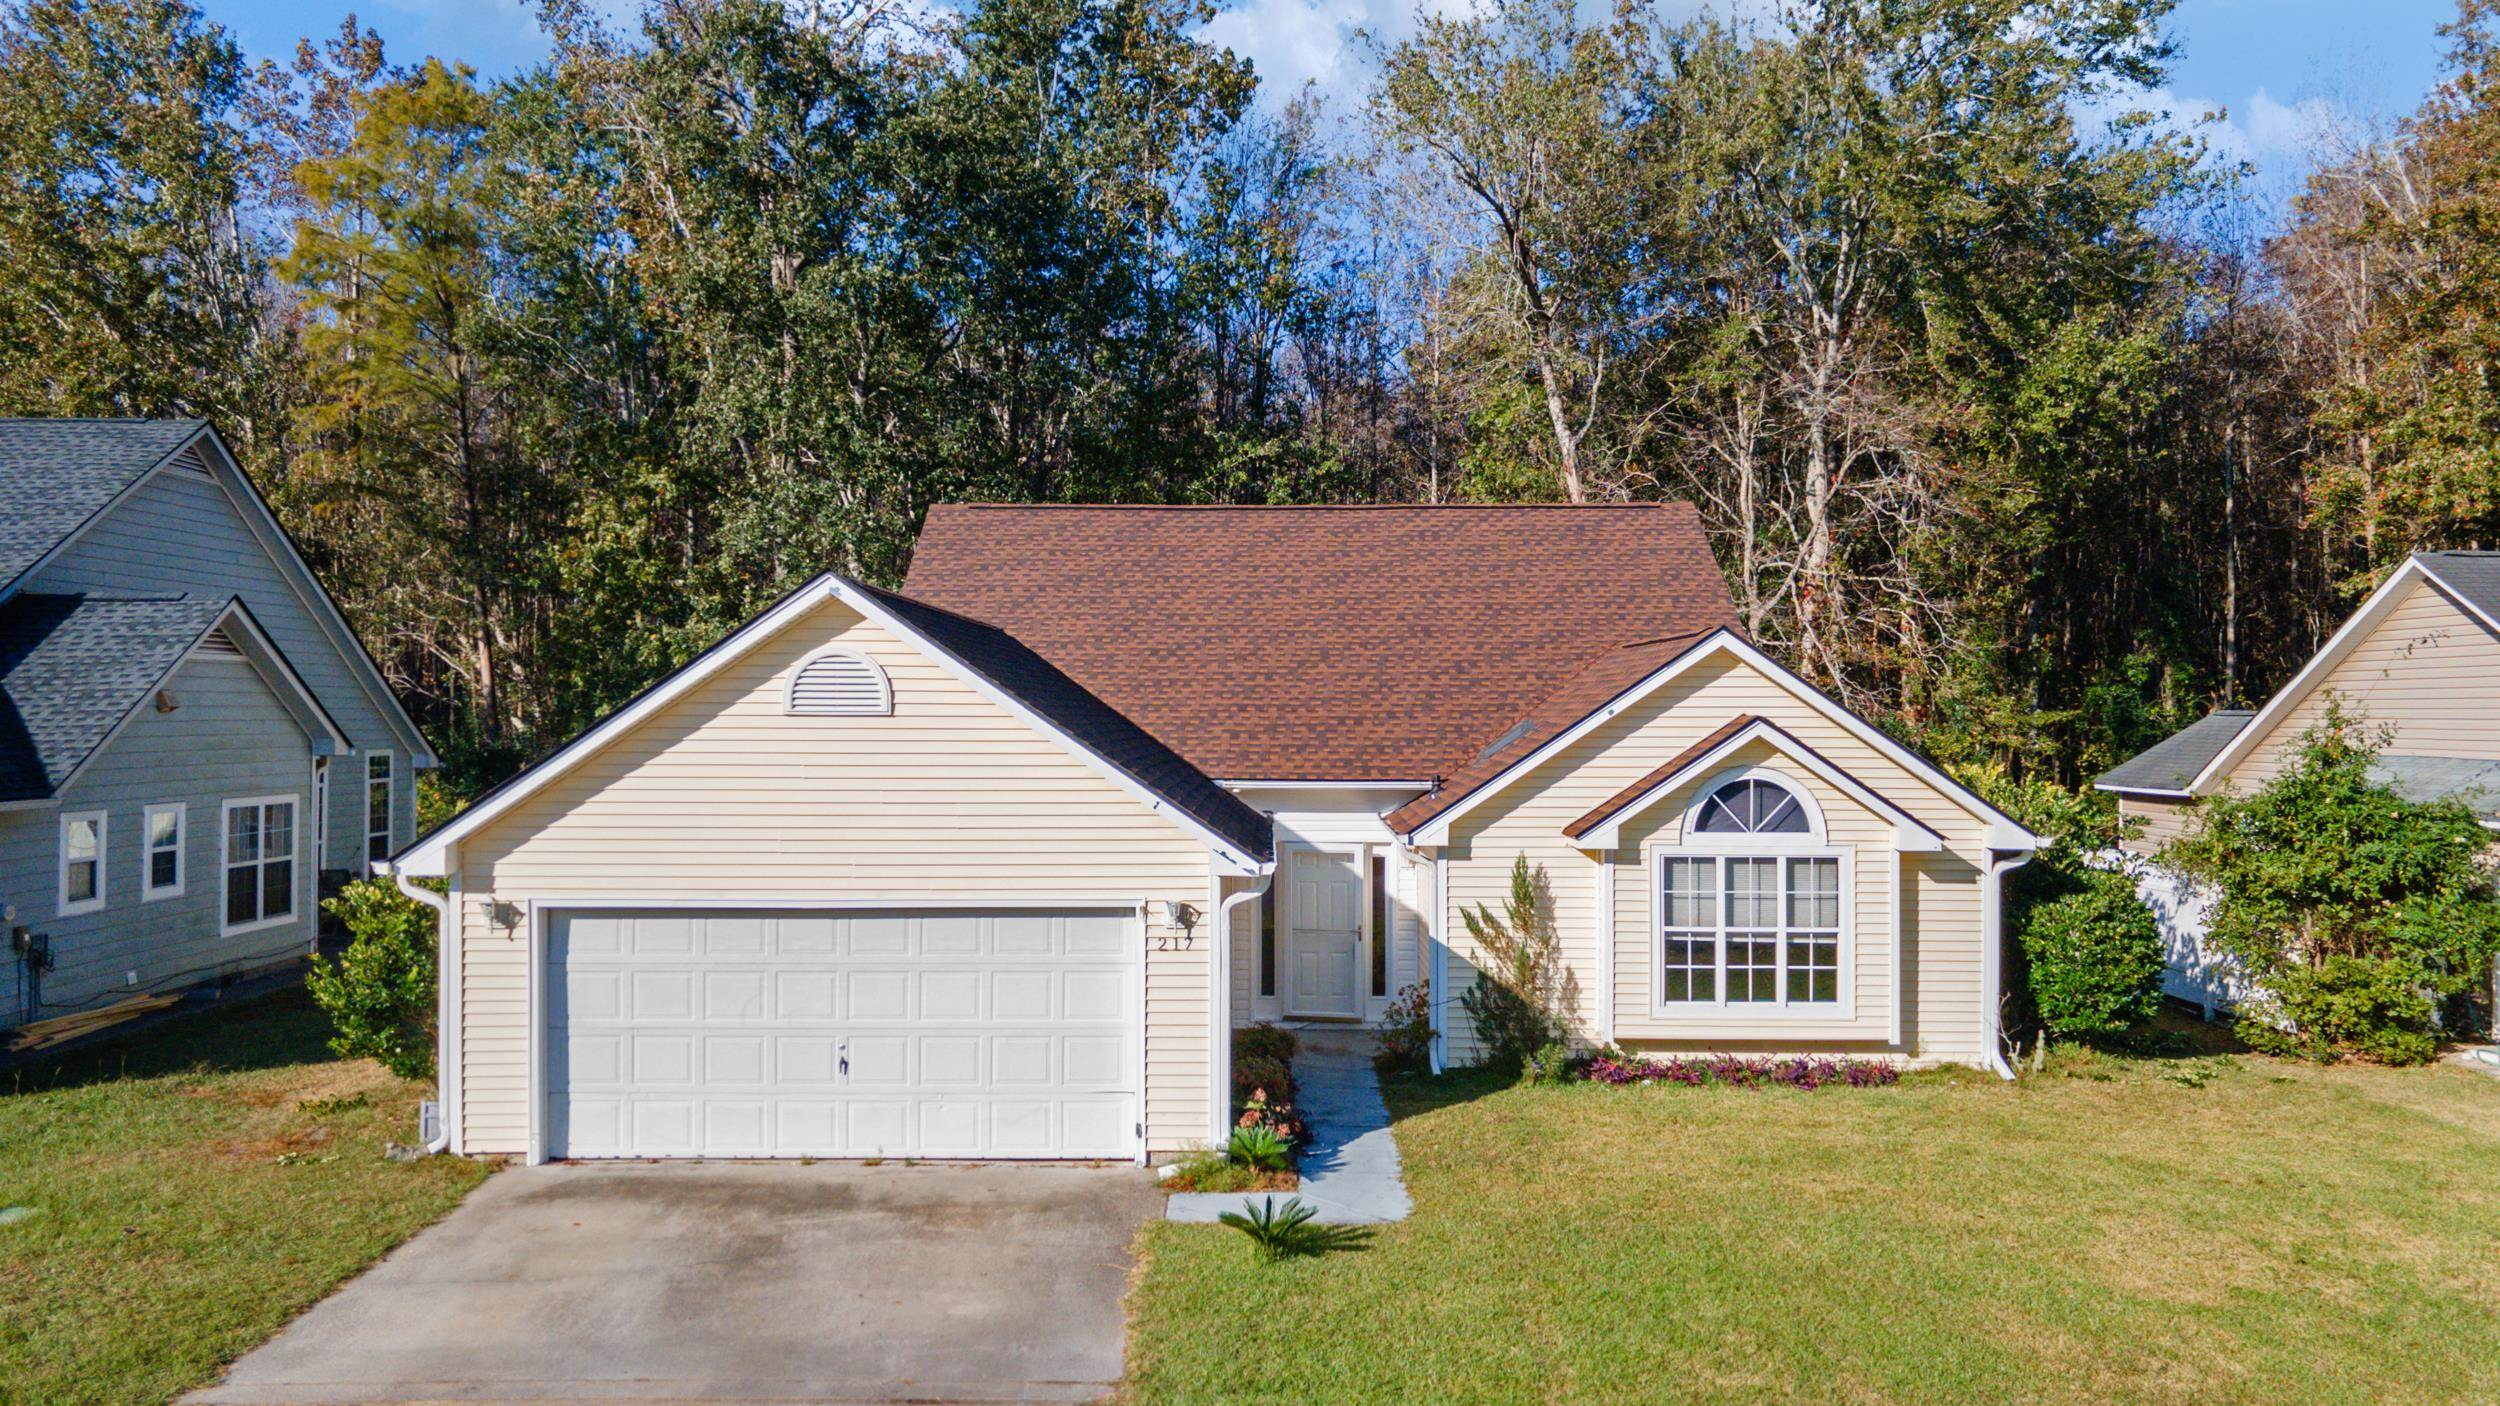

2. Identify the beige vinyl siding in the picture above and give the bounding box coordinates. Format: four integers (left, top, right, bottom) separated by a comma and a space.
1607, 737, 1896, 1045
451, 597, 1216, 1156
2228, 578, 2500, 789
1438, 649, 1997, 1066
2117, 795, 2196, 855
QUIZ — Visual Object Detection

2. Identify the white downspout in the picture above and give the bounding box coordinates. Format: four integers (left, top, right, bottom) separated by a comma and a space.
385, 860, 455, 1154
1212, 869, 1275, 1146
1981, 850, 2034, 1080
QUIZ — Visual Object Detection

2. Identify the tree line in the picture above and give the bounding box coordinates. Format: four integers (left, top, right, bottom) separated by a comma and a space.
3, 0, 2496, 794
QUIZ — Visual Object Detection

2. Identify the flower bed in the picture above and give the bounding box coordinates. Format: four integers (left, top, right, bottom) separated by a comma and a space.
1582, 1052, 1900, 1090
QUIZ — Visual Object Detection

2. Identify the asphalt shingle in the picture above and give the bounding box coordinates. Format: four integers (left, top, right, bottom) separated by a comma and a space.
0, 593, 228, 800
2094, 709, 2256, 794
2417, 551, 2500, 624
0, 420, 207, 591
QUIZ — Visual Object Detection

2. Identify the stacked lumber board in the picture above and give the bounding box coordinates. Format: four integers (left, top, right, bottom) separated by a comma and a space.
7, 993, 184, 1052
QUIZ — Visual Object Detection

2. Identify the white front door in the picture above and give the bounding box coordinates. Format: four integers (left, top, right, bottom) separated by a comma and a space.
1287, 848, 1362, 1018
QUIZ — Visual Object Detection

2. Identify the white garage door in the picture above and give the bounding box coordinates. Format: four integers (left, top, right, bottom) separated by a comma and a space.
546, 908, 1138, 1160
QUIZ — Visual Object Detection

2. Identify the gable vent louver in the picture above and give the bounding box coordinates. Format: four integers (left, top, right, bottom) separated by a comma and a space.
170, 445, 213, 478
787, 650, 892, 716
194, 626, 244, 658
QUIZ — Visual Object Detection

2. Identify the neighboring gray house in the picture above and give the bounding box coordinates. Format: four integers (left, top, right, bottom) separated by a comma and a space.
0, 420, 433, 1029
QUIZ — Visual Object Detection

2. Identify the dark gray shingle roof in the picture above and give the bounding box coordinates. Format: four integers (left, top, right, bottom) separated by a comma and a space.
0, 420, 207, 593
2370, 754, 2500, 821
860, 583, 1273, 862
0, 593, 227, 800
2095, 709, 2256, 794
2417, 551, 2500, 624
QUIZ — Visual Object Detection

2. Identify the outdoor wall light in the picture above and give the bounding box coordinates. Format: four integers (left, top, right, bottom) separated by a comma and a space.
1160, 900, 1200, 940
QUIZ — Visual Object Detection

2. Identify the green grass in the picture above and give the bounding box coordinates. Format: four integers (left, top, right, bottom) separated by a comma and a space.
1126, 1040, 2500, 1405
0, 990, 492, 1406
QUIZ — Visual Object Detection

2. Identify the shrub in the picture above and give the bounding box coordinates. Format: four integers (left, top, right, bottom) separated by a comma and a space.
1232, 1054, 1293, 1104
1523, 1040, 1576, 1086
2168, 704, 2500, 1061
1457, 856, 1566, 1073
1236, 1085, 1309, 1145
307, 878, 439, 1081
2238, 955, 2439, 1065
1227, 1125, 1294, 1172
1582, 1053, 1899, 1089
1373, 983, 1433, 1075
2019, 868, 2165, 1038
1216, 1196, 1368, 1262
1234, 1023, 1298, 1066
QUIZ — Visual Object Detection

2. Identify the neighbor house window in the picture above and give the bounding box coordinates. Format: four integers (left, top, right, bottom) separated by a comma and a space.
142, 803, 185, 900
1369, 853, 1389, 998
59, 810, 105, 916
1658, 774, 1845, 1013
224, 797, 297, 934
365, 752, 393, 868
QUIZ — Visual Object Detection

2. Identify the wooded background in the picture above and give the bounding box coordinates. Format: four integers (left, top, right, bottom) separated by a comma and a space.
5, 0, 2496, 797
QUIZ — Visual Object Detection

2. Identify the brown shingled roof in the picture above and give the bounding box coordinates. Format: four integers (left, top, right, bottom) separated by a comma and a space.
1381, 629, 1723, 834
901, 504, 1739, 782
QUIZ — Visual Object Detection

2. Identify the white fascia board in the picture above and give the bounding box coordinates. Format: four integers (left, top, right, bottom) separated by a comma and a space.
1411, 629, 2043, 851
2186, 559, 2431, 794
398, 575, 1266, 878
2092, 783, 2194, 800
1570, 718, 1944, 852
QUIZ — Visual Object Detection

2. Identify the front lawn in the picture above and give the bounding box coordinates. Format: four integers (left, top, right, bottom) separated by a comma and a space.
1126, 1043, 2500, 1405
0, 990, 492, 1406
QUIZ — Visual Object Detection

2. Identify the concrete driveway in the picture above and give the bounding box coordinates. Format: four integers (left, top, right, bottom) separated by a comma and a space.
186, 1161, 1165, 1405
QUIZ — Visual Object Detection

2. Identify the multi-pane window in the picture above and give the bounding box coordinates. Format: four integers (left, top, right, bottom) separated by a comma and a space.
143, 803, 185, 900
366, 753, 393, 867
59, 811, 105, 915
225, 798, 297, 933
1659, 777, 1845, 1011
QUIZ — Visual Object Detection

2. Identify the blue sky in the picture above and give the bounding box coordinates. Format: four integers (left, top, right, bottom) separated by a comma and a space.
214, 0, 2461, 202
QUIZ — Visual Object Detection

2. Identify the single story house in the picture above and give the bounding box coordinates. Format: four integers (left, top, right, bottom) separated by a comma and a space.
2097, 551, 2500, 1017
1, 419, 433, 1031
396, 505, 2041, 1164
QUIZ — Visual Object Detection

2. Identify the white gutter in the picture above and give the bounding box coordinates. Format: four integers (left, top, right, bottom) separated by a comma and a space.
385, 861, 455, 1155
1981, 850, 2035, 1080
1211, 869, 1276, 1145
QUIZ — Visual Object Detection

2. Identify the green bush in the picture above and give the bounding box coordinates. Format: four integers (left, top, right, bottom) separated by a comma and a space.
1458, 856, 1564, 1073
1523, 1040, 1576, 1086
306, 878, 439, 1081
1234, 1023, 1298, 1067
2018, 869, 2165, 1038
2238, 955, 2439, 1065
1227, 1125, 1294, 1172
1232, 1054, 1293, 1103
2168, 705, 2500, 1061
1373, 982, 1433, 1075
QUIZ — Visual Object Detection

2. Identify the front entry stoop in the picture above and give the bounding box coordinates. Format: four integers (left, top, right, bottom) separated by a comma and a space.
1166, 1033, 1413, 1225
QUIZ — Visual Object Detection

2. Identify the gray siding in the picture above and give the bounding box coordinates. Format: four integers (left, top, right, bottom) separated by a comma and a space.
0, 653, 317, 1022
25, 462, 418, 867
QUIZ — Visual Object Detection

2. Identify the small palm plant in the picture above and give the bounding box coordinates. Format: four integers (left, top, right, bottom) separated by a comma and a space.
1226, 1125, 1293, 1172
1218, 1196, 1324, 1262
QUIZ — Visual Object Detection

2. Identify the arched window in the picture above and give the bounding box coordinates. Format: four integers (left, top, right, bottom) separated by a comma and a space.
786, 649, 893, 716
1694, 777, 1811, 835
1660, 769, 1844, 1012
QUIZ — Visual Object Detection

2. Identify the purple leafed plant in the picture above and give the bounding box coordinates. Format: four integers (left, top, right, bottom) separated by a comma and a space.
1580, 1053, 1898, 1090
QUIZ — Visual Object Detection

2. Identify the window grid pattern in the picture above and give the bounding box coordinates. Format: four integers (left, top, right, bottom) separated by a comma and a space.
366, 754, 392, 865
227, 800, 296, 930
1659, 777, 1844, 1012
145, 805, 182, 896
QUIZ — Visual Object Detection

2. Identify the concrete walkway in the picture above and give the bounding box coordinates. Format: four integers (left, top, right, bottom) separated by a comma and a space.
1167, 1028, 1412, 1225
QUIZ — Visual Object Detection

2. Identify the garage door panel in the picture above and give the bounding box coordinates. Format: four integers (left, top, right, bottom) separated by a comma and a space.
548, 909, 1138, 1160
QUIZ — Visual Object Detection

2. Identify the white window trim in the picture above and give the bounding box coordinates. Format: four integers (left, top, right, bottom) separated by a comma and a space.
312, 756, 330, 874
365, 750, 394, 874
785, 647, 895, 716
59, 809, 106, 916
1650, 768, 1855, 1022
222, 794, 302, 937
142, 802, 186, 901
